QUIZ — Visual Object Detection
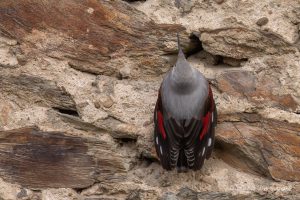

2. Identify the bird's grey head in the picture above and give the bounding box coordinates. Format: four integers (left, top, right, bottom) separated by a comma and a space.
162, 33, 209, 119
171, 34, 196, 90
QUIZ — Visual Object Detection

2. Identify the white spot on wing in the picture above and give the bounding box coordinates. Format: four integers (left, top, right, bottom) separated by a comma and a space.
160, 146, 163, 155
156, 137, 159, 145
208, 138, 212, 147
202, 147, 206, 156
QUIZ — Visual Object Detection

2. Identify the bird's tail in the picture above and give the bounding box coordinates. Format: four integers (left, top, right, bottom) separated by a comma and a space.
177, 149, 188, 172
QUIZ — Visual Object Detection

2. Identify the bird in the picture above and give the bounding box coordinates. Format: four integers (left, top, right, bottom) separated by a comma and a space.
153, 34, 217, 171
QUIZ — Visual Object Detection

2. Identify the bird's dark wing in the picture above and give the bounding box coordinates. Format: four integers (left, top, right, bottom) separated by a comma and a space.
154, 86, 217, 170
189, 86, 217, 170
154, 88, 174, 170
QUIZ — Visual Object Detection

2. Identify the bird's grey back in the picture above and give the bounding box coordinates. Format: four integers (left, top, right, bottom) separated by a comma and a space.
161, 70, 209, 120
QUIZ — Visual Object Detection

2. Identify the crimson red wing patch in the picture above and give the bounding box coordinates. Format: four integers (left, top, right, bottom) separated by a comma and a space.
157, 111, 167, 140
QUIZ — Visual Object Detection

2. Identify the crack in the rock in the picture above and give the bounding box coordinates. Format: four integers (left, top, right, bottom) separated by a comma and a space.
140, 153, 158, 164
73, 180, 100, 194
186, 33, 203, 58
116, 137, 137, 143
189, 33, 249, 67
107, 114, 127, 124
53, 107, 79, 117
218, 112, 262, 124
67, 61, 102, 76
161, 33, 203, 58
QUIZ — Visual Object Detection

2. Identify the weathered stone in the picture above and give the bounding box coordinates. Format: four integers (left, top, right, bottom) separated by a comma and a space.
0, 127, 130, 188
216, 116, 300, 181
0, 73, 76, 111
256, 17, 269, 26
0, 47, 18, 68
200, 28, 295, 59
217, 55, 300, 112
134, 0, 300, 58
217, 71, 257, 97
0, 127, 95, 188
101, 96, 114, 108
0, 0, 190, 78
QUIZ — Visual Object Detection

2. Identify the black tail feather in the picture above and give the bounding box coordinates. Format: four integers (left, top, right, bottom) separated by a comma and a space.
177, 149, 188, 172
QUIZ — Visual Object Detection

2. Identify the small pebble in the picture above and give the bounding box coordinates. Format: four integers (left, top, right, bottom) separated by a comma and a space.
119, 66, 131, 79
94, 101, 101, 109
102, 96, 114, 108
256, 17, 269, 26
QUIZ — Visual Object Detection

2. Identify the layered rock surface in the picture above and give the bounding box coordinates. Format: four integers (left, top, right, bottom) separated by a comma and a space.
0, 0, 299, 199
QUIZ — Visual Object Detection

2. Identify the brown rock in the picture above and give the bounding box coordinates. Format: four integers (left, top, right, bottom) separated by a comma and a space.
0, 73, 76, 110
0, 127, 95, 188
217, 71, 257, 97
217, 70, 298, 111
200, 28, 295, 59
101, 96, 114, 108
134, 0, 299, 59
0, 127, 129, 188
0, 0, 188, 78
0, 104, 11, 127
216, 117, 300, 181
256, 17, 269, 26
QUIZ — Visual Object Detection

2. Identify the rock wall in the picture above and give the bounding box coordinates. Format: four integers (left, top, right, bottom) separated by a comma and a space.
0, 0, 299, 199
